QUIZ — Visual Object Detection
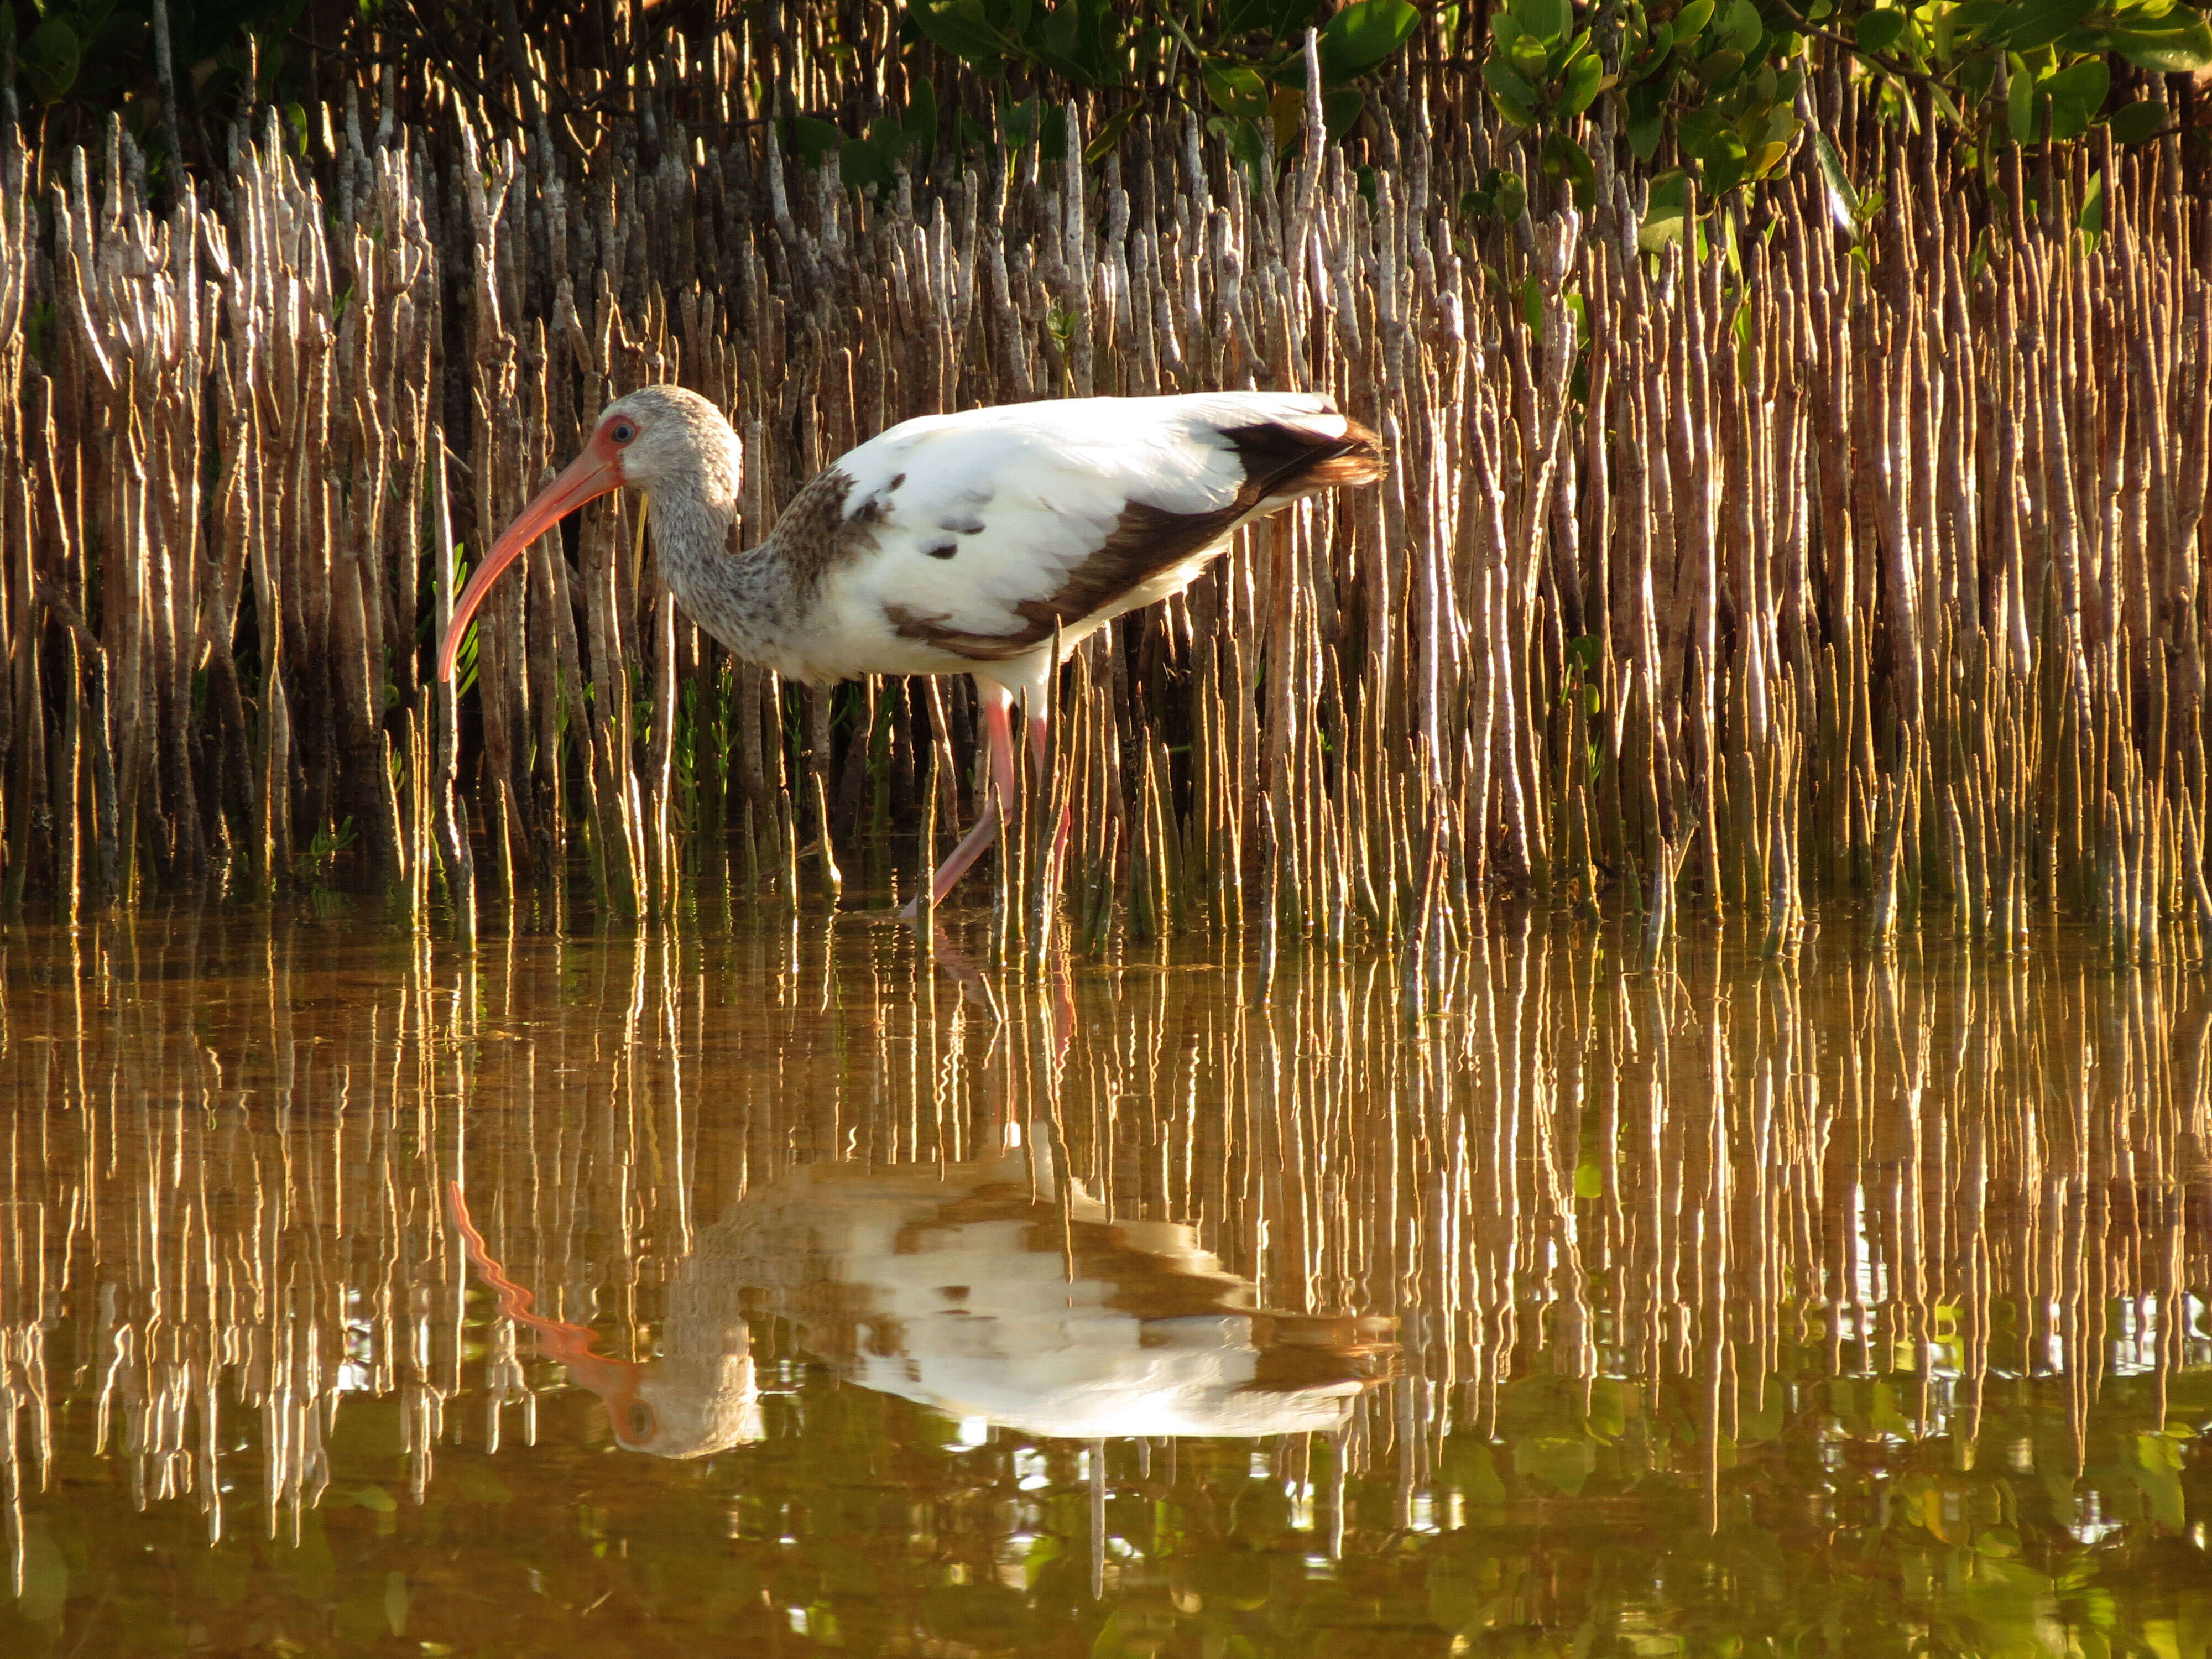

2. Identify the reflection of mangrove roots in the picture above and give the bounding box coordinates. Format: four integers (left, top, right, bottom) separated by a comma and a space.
9, 910, 2210, 1600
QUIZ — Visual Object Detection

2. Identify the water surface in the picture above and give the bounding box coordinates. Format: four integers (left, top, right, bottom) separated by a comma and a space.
2, 907, 2208, 1656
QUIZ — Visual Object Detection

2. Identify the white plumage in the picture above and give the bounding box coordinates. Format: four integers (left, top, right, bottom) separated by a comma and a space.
808, 392, 1362, 700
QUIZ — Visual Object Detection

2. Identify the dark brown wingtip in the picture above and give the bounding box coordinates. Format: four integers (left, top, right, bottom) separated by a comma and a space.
1225, 417, 1387, 504
1304, 419, 1386, 489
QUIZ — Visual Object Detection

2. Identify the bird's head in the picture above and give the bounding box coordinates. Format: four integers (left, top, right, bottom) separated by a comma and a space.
446, 1180, 764, 1460
434, 385, 742, 682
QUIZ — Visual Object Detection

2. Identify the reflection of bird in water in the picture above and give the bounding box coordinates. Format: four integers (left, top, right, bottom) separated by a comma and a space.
450, 1145, 1394, 1457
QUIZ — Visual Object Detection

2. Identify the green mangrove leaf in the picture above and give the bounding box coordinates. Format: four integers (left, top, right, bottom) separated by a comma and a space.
1507, 32, 1553, 77
1083, 106, 1135, 161
1030, 3, 1080, 65
2105, 9, 2212, 70
792, 115, 844, 167
1856, 8, 1908, 53
1559, 50, 1606, 116
1696, 45, 1746, 81
904, 75, 938, 141
2077, 166, 2104, 237
2104, 98, 2167, 142
1323, 86, 1367, 138
2042, 56, 2108, 139
22, 18, 80, 103
1639, 168, 1689, 250
2002, 0, 2100, 51
1627, 81, 1667, 158
1542, 129, 1597, 207
1720, 0, 1764, 52
1951, 0, 2009, 39
1674, 0, 1717, 40
841, 136, 890, 190
1464, 166, 1529, 221
2006, 59, 2038, 140
1204, 64, 1271, 116
1695, 126, 1749, 193
906, 0, 1017, 64
1320, 0, 1420, 83
1224, 113, 1267, 179
1493, 166, 1528, 220
1488, 86, 1537, 126
1483, 59, 1542, 111
1514, 0, 1574, 46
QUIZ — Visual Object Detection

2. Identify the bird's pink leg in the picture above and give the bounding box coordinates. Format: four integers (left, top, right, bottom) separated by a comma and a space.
902, 685, 1021, 914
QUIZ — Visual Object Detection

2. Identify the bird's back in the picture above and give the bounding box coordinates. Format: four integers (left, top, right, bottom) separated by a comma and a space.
837, 390, 1379, 515
767, 391, 1383, 692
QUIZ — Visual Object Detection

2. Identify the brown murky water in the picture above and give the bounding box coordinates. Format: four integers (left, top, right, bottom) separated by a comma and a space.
1, 906, 2208, 1656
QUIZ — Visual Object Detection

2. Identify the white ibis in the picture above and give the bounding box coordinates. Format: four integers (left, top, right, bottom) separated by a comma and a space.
436, 388, 1384, 908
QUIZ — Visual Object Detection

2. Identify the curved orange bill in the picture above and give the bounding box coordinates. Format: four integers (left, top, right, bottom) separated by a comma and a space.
446, 1181, 645, 1405
435, 439, 624, 683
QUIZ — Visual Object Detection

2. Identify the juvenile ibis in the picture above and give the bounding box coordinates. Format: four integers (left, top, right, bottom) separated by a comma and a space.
436, 389, 1384, 908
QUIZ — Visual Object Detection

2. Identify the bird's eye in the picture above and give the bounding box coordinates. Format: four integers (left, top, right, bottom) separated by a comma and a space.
625, 1401, 656, 1441
611, 421, 636, 444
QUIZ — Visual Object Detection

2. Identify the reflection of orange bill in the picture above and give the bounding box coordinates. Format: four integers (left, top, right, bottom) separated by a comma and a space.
448, 1180, 657, 1442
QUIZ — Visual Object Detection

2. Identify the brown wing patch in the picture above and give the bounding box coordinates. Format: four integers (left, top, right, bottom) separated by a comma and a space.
772, 467, 880, 581
886, 497, 1242, 660
884, 414, 1384, 663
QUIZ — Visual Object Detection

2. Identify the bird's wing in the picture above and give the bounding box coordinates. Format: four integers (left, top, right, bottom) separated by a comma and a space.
807, 393, 1381, 662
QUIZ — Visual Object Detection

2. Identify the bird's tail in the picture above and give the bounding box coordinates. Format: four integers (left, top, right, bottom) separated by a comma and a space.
1223, 409, 1386, 508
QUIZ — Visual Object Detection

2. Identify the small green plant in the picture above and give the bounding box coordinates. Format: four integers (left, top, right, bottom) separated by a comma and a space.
435, 546, 481, 701
293, 816, 358, 882
1559, 634, 1604, 788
